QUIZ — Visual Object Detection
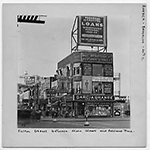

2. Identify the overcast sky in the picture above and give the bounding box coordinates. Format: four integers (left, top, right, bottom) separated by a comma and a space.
13, 4, 131, 96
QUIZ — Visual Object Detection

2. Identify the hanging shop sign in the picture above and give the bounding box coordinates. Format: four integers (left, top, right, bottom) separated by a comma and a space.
92, 76, 113, 82
82, 76, 92, 93
74, 94, 114, 101
78, 16, 107, 46
81, 52, 113, 64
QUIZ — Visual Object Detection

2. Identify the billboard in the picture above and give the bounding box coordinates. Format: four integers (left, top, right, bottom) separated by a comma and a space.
24, 76, 35, 85
78, 16, 107, 46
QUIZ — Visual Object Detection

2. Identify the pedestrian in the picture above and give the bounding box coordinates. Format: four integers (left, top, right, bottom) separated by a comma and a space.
31, 108, 36, 122
85, 109, 89, 121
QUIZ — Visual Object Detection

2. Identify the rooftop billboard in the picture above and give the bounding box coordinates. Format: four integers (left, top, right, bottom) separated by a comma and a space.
78, 16, 107, 47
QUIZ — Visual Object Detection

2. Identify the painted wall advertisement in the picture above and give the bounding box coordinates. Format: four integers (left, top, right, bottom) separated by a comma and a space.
81, 52, 113, 64
78, 16, 107, 46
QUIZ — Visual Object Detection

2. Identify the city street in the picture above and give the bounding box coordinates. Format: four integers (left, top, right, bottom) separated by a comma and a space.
18, 117, 130, 128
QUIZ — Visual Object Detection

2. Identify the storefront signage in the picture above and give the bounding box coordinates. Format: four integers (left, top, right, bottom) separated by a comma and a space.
78, 16, 107, 46
74, 94, 113, 101
92, 76, 113, 82
81, 52, 113, 64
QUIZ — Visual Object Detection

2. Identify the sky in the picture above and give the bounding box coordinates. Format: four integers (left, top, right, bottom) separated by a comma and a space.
13, 4, 131, 96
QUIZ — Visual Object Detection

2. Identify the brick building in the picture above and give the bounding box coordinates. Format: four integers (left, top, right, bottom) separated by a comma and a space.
57, 51, 114, 117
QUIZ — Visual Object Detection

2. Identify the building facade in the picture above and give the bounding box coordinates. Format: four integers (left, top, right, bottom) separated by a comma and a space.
57, 51, 114, 117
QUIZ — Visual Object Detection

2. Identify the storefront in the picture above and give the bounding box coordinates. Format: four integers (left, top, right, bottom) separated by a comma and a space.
86, 102, 113, 117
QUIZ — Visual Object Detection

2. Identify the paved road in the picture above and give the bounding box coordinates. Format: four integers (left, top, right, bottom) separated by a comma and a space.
18, 117, 130, 128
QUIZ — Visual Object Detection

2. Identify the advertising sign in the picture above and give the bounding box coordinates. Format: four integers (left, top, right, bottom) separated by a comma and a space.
103, 64, 113, 77
81, 52, 113, 64
92, 76, 113, 82
82, 76, 92, 93
82, 63, 92, 76
74, 94, 113, 101
103, 82, 113, 95
25, 76, 35, 85
78, 16, 107, 46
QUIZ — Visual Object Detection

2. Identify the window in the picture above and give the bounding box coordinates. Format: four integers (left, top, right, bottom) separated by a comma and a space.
92, 64, 103, 76
73, 63, 81, 76
66, 66, 70, 77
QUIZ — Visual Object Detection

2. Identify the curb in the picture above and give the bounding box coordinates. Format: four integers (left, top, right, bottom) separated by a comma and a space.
41, 118, 130, 122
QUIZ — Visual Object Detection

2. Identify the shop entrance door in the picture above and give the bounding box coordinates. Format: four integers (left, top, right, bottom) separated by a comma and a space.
77, 102, 85, 116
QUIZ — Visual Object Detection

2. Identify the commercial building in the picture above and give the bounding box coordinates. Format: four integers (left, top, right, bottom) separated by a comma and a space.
57, 51, 114, 117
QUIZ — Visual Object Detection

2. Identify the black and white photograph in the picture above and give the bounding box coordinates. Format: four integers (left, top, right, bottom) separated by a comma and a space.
2, 2, 147, 148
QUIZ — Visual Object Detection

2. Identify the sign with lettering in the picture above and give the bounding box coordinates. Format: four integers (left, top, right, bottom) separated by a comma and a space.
74, 94, 113, 101
78, 16, 107, 46
81, 52, 113, 64
103, 82, 113, 95
25, 76, 35, 85
103, 65, 113, 77
92, 76, 113, 82
82, 63, 92, 76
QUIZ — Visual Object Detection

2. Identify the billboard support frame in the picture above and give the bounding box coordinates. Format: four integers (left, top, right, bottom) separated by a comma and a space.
71, 16, 107, 53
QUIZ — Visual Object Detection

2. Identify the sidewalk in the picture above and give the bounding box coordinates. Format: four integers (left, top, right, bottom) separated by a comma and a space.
41, 116, 130, 122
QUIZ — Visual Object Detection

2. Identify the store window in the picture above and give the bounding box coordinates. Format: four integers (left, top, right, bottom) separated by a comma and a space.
92, 64, 103, 76
92, 82, 103, 94
87, 103, 111, 117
